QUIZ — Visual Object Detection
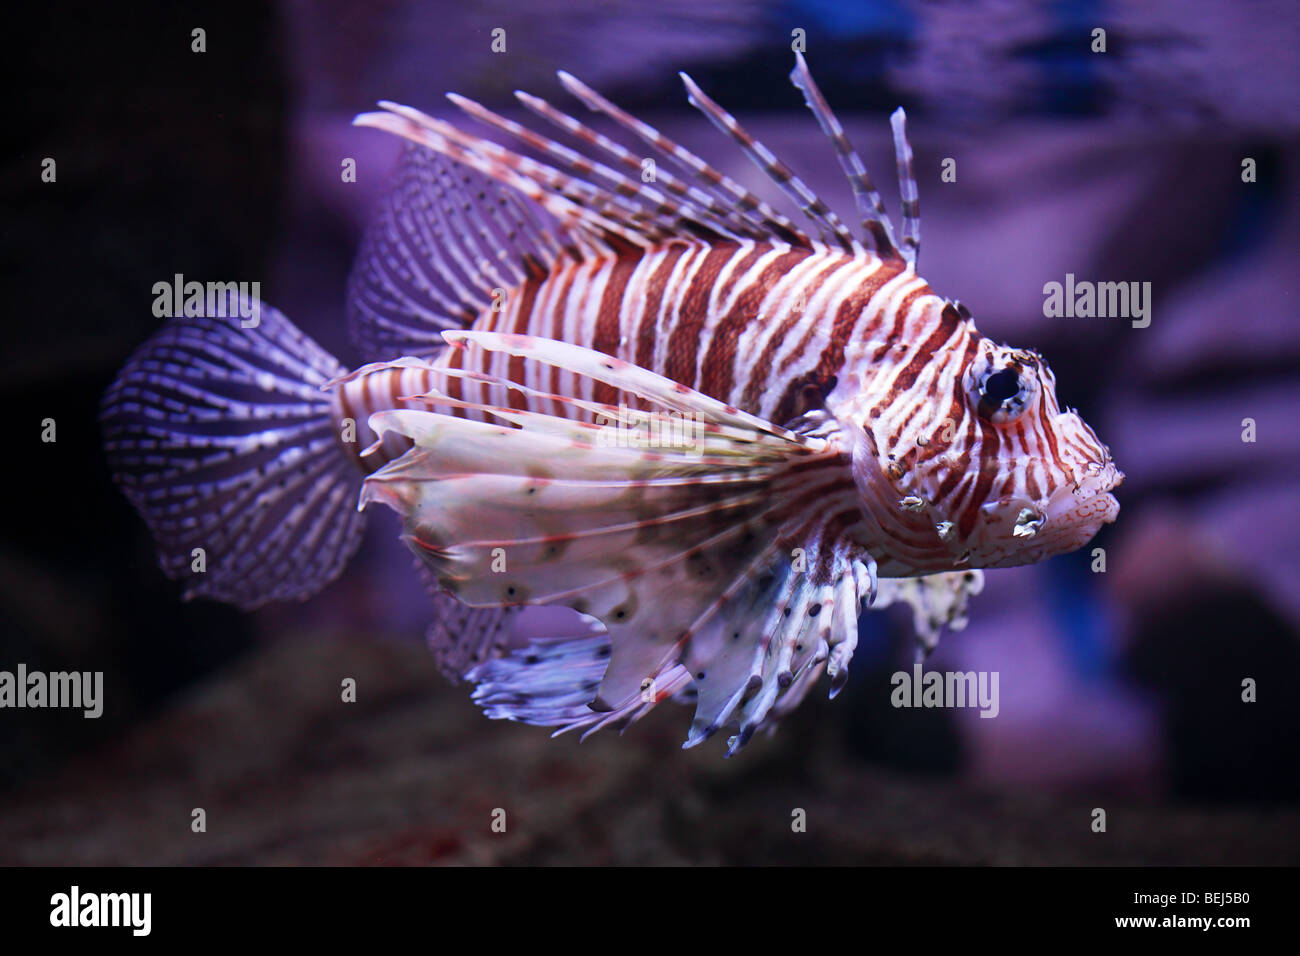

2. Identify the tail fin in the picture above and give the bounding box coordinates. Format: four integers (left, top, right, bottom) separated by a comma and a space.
101, 297, 365, 609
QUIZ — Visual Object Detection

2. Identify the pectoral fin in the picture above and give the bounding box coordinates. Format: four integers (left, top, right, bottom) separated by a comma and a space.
360, 332, 878, 751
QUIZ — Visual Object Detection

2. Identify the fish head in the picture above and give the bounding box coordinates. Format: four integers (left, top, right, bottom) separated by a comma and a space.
841, 330, 1123, 573
948, 336, 1123, 568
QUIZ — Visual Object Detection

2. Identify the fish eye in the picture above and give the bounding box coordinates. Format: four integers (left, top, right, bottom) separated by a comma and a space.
982, 369, 1020, 405
968, 361, 1038, 425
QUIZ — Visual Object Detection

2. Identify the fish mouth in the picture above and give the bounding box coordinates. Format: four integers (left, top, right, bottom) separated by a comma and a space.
1077, 458, 1123, 498
975, 459, 1123, 570
1042, 459, 1124, 539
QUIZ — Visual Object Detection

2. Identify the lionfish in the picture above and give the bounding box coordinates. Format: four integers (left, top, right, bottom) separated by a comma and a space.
102, 55, 1121, 755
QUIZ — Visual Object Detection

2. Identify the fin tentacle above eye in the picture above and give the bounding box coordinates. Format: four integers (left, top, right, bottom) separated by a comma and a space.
678, 71, 862, 256
788, 52, 902, 260
889, 107, 920, 269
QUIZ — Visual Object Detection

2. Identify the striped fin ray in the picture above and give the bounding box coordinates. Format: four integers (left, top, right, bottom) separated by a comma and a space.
439, 95, 673, 244
679, 71, 862, 255
347, 144, 567, 359
789, 51, 902, 259
554, 71, 811, 246
357, 333, 877, 752
405, 369, 778, 451
405, 363, 621, 427
731, 558, 874, 744
354, 103, 659, 255
890, 107, 921, 267
101, 298, 365, 608
512, 89, 769, 241
446, 92, 745, 244
443, 331, 801, 438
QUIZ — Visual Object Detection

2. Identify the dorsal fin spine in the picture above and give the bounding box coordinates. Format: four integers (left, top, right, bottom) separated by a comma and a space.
554, 71, 812, 248
788, 52, 902, 260
512, 89, 766, 241
678, 71, 862, 256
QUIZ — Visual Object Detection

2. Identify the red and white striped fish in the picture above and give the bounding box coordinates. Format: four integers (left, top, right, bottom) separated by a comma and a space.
102, 55, 1121, 754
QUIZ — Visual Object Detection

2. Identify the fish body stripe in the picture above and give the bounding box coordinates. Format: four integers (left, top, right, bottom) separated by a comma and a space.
698, 245, 810, 403
338, 240, 954, 447
566, 240, 922, 419
334, 238, 990, 574
331, 364, 438, 471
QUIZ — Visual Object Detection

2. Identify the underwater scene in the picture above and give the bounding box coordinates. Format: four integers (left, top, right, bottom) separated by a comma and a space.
3, 0, 1298, 875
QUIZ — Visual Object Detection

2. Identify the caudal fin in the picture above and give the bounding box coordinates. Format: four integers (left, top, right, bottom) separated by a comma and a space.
101, 297, 365, 609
